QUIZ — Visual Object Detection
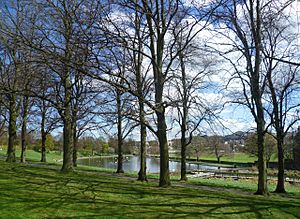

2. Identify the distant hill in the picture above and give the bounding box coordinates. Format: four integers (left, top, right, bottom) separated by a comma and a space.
224, 131, 247, 141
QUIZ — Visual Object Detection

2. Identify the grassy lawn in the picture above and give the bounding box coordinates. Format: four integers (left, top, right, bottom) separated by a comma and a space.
190, 153, 269, 163
0, 160, 299, 218
187, 177, 300, 197
0, 149, 63, 163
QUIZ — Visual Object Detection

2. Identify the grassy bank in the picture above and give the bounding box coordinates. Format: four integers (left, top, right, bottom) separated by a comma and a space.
0, 149, 62, 163
0, 160, 299, 218
168, 153, 273, 164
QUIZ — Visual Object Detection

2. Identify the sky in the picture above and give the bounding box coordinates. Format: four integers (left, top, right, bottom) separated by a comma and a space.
8, 0, 299, 141
55, 0, 300, 141
162, 0, 300, 139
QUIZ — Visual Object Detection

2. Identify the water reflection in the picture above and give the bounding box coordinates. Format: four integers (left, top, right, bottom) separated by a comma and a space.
77, 156, 220, 173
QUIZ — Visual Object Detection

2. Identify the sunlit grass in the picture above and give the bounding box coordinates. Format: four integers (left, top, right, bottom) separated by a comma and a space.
0, 148, 63, 163
0, 160, 299, 218
185, 153, 274, 163
187, 177, 300, 197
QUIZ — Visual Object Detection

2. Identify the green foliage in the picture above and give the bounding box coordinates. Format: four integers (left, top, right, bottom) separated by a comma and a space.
244, 133, 277, 161
78, 136, 105, 155
32, 145, 40, 152
32, 134, 56, 152
108, 137, 136, 154
45, 134, 55, 151
187, 136, 207, 160
101, 143, 109, 154
0, 160, 299, 218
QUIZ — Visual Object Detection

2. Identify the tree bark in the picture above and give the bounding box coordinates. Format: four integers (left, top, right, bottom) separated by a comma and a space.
61, 9, 74, 172
157, 110, 170, 187
266, 53, 286, 193
41, 132, 47, 163
275, 136, 286, 193
252, 0, 268, 196
138, 104, 147, 181
141, 0, 171, 187
116, 90, 124, 173
255, 119, 268, 195
134, 2, 147, 181
72, 127, 78, 167
180, 130, 187, 181
40, 104, 47, 162
61, 110, 73, 172
6, 95, 17, 162
61, 75, 73, 172
179, 45, 188, 181
20, 95, 29, 163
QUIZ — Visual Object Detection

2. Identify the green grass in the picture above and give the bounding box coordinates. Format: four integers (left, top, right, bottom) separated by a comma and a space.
0, 160, 299, 218
182, 153, 278, 164
193, 153, 259, 163
0, 149, 62, 163
187, 178, 300, 197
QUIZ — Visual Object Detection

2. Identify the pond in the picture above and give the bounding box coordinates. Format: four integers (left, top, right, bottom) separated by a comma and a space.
77, 155, 221, 173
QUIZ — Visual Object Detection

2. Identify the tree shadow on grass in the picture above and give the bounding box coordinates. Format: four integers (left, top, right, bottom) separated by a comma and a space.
0, 161, 299, 218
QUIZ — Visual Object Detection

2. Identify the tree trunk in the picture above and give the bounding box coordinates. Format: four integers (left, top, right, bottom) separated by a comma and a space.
40, 105, 47, 162
41, 132, 47, 162
135, 9, 147, 180
6, 96, 17, 162
141, 0, 170, 187
73, 130, 78, 167
155, 55, 170, 187
138, 122, 147, 181
60, 6, 74, 173
255, 120, 268, 195
116, 90, 124, 173
157, 110, 170, 187
20, 95, 29, 163
180, 133, 187, 181
275, 136, 286, 193
138, 103, 147, 181
179, 46, 188, 181
61, 76, 73, 172
61, 116, 73, 172
266, 52, 286, 193
253, 65, 268, 195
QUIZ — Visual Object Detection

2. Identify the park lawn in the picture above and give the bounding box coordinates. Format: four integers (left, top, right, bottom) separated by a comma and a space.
0, 160, 299, 218
197, 153, 264, 163
187, 177, 300, 198
184, 153, 278, 164
0, 149, 63, 163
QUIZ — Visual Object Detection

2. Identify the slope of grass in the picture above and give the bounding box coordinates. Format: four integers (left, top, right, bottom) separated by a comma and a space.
0, 160, 299, 218
0, 149, 63, 163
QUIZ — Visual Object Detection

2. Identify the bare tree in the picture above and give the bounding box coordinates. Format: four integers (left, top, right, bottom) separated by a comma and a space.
0, 0, 25, 162
212, 0, 275, 195
16, 0, 101, 172
33, 70, 60, 162
262, 2, 300, 193
170, 21, 217, 180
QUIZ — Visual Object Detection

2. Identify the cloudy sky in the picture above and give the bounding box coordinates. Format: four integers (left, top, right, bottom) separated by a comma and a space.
164, 0, 300, 139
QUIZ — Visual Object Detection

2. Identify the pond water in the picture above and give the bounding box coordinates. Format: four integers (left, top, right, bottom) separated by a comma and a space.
77, 155, 221, 173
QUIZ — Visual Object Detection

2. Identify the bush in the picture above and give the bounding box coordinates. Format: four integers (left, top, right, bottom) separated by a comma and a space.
32, 145, 41, 152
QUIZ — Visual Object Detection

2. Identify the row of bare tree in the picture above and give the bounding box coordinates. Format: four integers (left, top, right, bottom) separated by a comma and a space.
0, 0, 299, 195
